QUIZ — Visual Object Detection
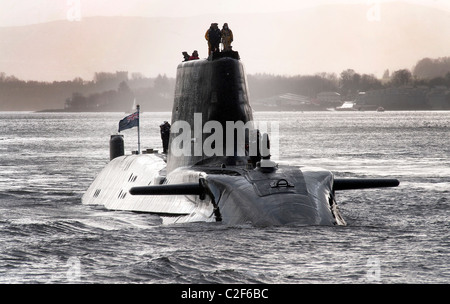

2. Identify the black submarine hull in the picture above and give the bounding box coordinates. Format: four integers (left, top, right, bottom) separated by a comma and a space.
83, 52, 399, 226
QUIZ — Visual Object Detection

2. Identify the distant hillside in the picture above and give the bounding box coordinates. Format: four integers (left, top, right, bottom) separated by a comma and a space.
0, 2, 450, 81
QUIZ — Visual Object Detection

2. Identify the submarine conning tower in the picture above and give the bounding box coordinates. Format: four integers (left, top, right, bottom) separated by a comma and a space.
167, 51, 255, 173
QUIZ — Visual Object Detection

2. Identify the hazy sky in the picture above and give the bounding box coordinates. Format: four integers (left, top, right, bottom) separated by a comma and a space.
1, 0, 450, 27
1, 0, 450, 81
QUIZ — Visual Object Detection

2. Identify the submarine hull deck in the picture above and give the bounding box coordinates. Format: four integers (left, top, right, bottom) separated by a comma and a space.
82, 153, 345, 226
82, 154, 216, 223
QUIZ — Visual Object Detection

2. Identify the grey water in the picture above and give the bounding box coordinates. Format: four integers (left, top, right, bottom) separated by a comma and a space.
0, 111, 448, 284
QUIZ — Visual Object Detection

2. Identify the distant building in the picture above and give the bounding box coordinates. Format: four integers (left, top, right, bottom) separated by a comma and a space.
355, 87, 431, 110
278, 93, 310, 105
316, 92, 341, 106
252, 93, 324, 111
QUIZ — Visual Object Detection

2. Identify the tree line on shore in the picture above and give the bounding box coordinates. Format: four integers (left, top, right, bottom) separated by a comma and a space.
248, 57, 450, 102
1, 56, 449, 111
0, 72, 174, 112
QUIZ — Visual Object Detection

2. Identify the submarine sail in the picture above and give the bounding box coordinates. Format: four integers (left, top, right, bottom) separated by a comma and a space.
167, 53, 253, 172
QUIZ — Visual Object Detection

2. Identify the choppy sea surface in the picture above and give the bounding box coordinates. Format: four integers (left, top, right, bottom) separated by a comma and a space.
0, 111, 448, 284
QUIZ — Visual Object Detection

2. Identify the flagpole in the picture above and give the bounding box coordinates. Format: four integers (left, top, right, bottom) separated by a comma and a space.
137, 104, 141, 154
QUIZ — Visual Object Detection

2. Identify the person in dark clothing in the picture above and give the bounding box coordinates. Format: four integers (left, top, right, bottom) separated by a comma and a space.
160, 121, 171, 153
182, 51, 190, 61
189, 50, 199, 60
205, 23, 221, 56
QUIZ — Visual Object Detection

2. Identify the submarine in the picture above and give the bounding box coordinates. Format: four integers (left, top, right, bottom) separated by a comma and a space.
82, 50, 399, 226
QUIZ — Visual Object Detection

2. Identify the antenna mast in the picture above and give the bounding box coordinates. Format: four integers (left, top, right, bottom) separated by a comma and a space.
137, 104, 141, 154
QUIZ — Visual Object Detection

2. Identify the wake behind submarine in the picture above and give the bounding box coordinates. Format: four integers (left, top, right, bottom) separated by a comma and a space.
82, 44, 399, 226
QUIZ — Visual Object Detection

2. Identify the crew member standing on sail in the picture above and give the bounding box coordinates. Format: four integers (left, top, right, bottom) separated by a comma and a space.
221, 23, 233, 51
205, 23, 221, 56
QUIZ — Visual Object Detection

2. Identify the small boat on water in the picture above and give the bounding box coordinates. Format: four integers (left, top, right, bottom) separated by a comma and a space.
336, 101, 357, 111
